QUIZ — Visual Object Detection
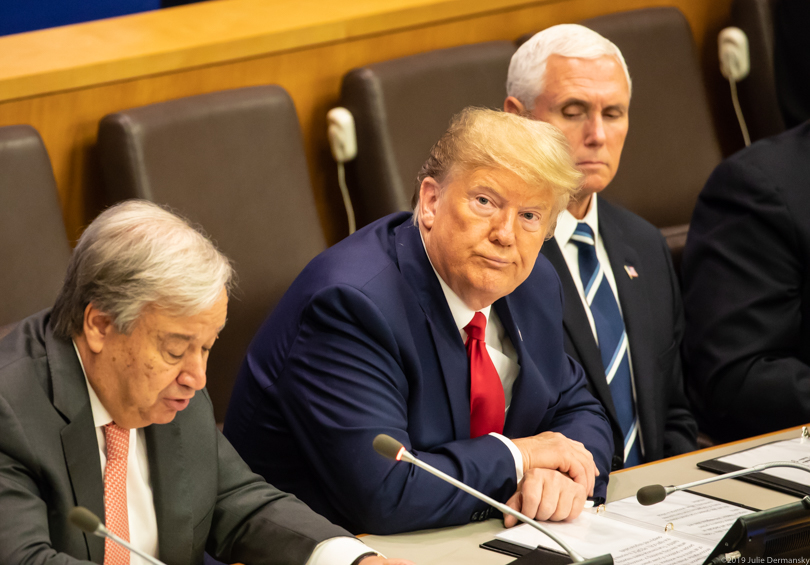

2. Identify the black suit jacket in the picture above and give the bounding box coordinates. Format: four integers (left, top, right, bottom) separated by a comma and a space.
542, 198, 697, 469
0, 311, 349, 565
682, 122, 810, 443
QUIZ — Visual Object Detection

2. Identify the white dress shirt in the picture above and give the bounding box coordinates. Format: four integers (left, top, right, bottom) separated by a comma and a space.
554, 194, 622, 339
73, 343, 373, 565
421, 237, 525, 482
552, 195, 644, 457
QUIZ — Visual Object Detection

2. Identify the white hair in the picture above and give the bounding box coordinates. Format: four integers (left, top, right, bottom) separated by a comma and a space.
507, 24, 632, 111
52, 200, 233, 338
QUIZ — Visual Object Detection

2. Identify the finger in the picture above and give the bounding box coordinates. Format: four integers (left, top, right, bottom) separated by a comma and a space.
579, 457, 595, 497
368, 558, 415, 565
568, 485, 588, 521
563, 451, 596, 496
503, 489, 522, 528
519, 473, 545, 524
561, 456, 588, 491
578, 448, 597, 489
548, 481, 580, 522
576, 442, 599, 488
363, 558, 414, 565
533, 475, 560, 522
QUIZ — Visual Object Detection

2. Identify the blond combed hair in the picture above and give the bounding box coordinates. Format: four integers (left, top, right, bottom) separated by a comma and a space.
413, 107, 583, 234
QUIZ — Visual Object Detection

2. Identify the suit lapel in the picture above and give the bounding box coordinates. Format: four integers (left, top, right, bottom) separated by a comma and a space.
394, 221, 469, 439
541, 239, 620, 426
146, 421, 193, 565
495, 295, 552, 438
599, 201, 657, 456
48, 328, 105, 564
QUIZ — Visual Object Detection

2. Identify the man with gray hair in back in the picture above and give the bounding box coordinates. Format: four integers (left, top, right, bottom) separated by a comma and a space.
504, 24, 697, 470
0, 200, 410, 565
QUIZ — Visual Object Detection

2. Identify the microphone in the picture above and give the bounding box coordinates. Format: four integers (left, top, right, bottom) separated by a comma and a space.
373, 434, 613, 565
68, 507, 167, 565
636, 460, 810, 506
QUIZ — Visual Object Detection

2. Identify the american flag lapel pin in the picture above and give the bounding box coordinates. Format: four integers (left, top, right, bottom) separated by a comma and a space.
624, 265, 639, 279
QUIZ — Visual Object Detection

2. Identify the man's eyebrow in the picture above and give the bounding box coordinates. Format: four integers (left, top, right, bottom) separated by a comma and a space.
558, 98, 589, 108
161, 332, 193, 342
603, 103, 628, 112
473, 184, 504, 200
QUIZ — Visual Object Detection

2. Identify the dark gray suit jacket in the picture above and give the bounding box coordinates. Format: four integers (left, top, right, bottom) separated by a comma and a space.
0, 310, 350, 565
541, 198, 697, 470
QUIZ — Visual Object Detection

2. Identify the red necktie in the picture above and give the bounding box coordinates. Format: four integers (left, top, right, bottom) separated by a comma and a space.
465, 312, 505, 438
104, 423, 130, 565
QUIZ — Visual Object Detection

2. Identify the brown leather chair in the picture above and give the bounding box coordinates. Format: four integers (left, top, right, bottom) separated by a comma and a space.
730, 0, 784, 142
0, 125, 71, 328
97, 85, 326, 421
0, 323, 16, 342
660, 223, 689, 282
731, 0, 810, 142
340, 41, 517, 227
578, 7, 723, 229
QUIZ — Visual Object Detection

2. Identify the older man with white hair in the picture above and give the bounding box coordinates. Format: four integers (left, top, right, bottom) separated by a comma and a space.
505, 24, 697, 470
0, 200, 410, 565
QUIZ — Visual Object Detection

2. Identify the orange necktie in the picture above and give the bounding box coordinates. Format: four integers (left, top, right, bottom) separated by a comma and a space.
104, 423, 130, 565
465, 312, 505, 438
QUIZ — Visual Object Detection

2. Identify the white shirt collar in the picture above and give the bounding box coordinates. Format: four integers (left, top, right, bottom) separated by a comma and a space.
554, 193, 600, 248
73, 340, 114, 428
419, 230, 491, 332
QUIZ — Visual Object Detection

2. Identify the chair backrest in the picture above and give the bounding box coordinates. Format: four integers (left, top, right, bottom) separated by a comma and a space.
0, 125, 71, 327
579, 7, 723, 228
731, 0, 810, 142
97, 85, 326, 421
0, 323, 16, 342
660, 223, 689, 283
340, 41, 517, 227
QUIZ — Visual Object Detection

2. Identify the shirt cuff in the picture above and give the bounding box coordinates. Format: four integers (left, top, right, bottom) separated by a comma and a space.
305, 536, 381, 565
489, 432, 524, 484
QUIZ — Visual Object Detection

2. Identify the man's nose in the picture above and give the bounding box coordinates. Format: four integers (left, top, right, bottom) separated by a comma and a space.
491, 209, 517, 246
584, 113, 607, 146
179, 352, 207, 391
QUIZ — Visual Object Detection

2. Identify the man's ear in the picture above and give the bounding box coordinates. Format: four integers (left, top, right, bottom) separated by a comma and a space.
418, 177, 442, 230
82, 303, 115, 354
504, 96, 526, 115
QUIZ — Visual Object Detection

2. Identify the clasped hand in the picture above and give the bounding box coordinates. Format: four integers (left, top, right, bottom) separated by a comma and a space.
507, 431, 598, 525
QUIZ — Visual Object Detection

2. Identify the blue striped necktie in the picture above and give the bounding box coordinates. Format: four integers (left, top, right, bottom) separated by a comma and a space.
570, 222, 641, 467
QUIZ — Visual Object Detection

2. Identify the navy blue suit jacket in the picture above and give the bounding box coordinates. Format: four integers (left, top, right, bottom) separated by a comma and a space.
224, 213, 613, 535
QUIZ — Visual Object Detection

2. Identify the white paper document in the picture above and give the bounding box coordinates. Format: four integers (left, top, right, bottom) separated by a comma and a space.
716, 437, 810, 485
494, 491, 753, 565
604, 490, 753, 538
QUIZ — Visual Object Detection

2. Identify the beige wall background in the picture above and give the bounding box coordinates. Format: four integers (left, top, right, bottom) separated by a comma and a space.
0, 0, 737, 245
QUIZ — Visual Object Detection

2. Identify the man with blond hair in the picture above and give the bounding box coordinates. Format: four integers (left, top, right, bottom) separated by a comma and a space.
505, 25, 697, 470
225, 107, 613, 535
0, 200, 410, 565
